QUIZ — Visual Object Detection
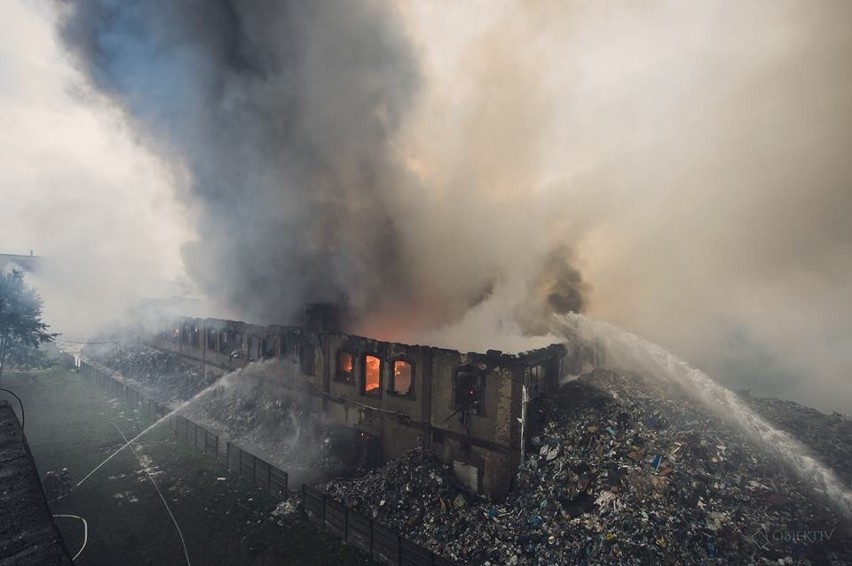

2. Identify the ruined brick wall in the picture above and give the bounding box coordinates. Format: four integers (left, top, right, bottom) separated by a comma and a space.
147, 315, 584, 500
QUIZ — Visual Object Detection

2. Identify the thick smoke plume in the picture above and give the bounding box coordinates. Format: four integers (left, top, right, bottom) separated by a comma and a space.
56, 0, 588, 337
396, 0, 852, 412
51, 0, 852, 412
58, 1, 422, 326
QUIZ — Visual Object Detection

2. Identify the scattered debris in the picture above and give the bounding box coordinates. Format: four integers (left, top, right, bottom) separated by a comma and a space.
270, 497, 302, 525
741, 394, 852, 489
44, 468, 74, 500
86, 344, 357, 478
84, 344, 206, 403
324, 370, 852, 565
87, 344, 852, 564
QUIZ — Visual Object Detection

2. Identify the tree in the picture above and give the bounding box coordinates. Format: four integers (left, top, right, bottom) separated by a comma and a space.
0, 269, 57, 382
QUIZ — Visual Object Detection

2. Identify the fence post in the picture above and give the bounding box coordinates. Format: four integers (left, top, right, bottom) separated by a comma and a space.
266, 464, 271, 497
301, 484, 306, 520
344, 506, 349, 544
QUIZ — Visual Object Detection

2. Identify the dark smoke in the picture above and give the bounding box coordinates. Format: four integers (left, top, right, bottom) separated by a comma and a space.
539, 245, 587, 315
30, 0, 852, 412
58, 0, 424, 326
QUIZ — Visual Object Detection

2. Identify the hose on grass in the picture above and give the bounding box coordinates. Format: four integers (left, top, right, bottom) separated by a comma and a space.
53, 514, 88, 561
112, 422, 192, 566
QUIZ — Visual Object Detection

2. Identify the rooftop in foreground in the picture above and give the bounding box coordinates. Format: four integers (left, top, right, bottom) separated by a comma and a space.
0, 400, 72, 566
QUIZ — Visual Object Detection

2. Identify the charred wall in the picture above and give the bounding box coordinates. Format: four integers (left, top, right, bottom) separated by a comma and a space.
147, 315, 594, 500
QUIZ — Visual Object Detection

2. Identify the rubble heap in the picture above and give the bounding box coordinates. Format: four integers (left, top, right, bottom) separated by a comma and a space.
87, 343, 350, 477
325, 370, 851, 565
744, 395, 852, 489
200, 383, 303, 436
183, 380, 348, 476
326, 448, 474, 529
85, 344, 207, 402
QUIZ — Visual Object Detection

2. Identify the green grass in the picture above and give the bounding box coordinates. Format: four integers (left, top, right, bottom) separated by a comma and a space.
2, 367, 374, 566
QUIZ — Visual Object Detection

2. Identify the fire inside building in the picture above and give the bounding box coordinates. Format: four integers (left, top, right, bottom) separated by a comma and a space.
147, 304, 598, 500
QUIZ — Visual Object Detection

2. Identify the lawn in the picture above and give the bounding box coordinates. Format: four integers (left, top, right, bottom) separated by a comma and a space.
2, 367, 374, 566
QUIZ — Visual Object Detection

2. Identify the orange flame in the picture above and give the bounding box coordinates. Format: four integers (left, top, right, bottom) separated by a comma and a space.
340, 351, 353, 373
365, 355, 381, 392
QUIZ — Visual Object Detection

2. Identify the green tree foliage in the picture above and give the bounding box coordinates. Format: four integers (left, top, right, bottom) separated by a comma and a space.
0, 269, 57, 381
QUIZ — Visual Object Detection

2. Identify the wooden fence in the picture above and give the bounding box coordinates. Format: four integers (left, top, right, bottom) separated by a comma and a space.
66, 353, 456, 566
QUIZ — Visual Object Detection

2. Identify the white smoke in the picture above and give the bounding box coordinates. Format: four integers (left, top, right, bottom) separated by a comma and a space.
5, 0, 852, 413
552, 312, 852, 519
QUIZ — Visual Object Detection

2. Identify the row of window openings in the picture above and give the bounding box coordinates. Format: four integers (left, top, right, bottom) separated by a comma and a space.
168, 328, 412, 397
172, 323, 500, 390
173, 328, 319, 376
330, 352, 483, 415
336, 351, 412, 397
171, 326, 283, 359
169, 327, 482, 412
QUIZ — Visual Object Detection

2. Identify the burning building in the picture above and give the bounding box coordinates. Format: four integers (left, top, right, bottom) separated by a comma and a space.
146, 304, 598, 500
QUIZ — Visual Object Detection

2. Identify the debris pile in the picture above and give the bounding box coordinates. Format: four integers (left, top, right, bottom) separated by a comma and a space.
324, 370, 851, 565
743, 394, 852, 489
326, 448, 474, 527
87, 343, 353, 477
200, 383, 303, 436
183, 380, 348, 476
270, 497, 302, 525
85, 344, 206, 402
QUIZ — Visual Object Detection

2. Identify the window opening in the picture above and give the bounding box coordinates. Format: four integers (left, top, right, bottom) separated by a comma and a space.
391, 360, 412, 396
363, 355, 381, 395
455, 370, 482, 415
300, 342, 315, 375
261, 335, 276, 359
337, 350, 355, 385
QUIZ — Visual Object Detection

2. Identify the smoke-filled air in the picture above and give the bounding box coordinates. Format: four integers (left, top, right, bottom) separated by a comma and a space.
2, 0, 851, 413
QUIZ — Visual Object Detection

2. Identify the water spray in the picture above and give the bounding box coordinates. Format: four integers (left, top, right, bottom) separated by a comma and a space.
554, 313, 852, 519
75, 384, 217, 488
112, 422, 191, 566
76, 359, 280, 489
